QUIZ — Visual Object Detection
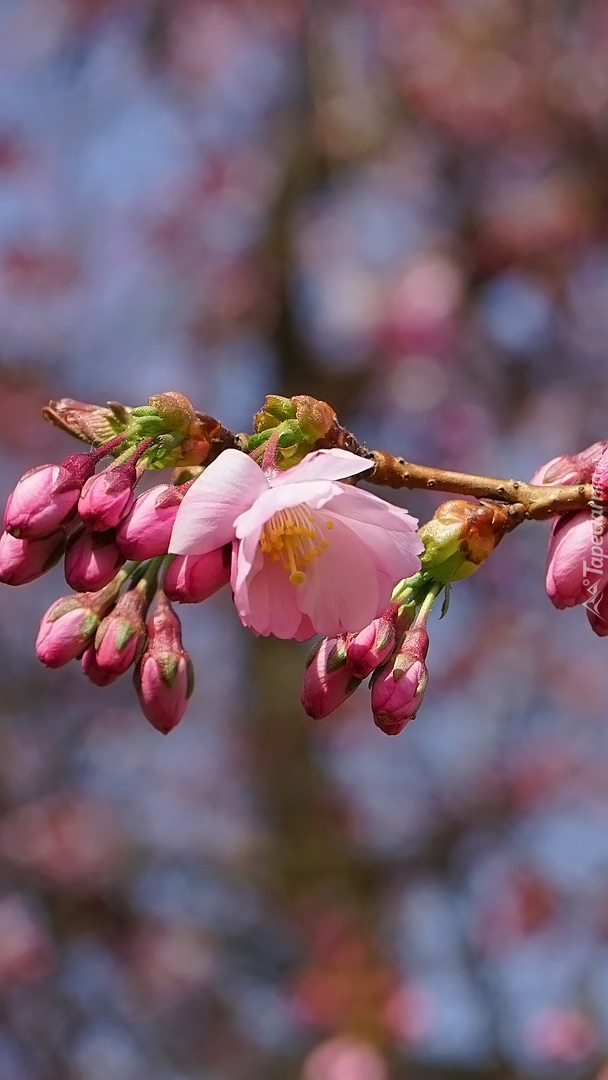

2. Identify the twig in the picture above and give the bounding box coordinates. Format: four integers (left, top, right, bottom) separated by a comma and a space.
367, 450, 592, 520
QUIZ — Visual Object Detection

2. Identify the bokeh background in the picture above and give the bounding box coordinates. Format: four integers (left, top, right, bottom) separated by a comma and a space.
2, 1, 608, 1077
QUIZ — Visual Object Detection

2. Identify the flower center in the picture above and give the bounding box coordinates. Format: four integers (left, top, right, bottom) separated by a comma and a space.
259, 504, 331, 585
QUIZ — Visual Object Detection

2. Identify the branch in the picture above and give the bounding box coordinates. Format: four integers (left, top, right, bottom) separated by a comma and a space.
367, 450, 593, 520
42, 396, 595, 520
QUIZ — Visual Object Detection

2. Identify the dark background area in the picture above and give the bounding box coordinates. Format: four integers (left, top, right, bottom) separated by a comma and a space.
1, 2, 608, 1077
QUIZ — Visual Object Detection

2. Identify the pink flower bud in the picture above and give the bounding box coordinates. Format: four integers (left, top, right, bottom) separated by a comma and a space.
531, 442, 608, 486
78, 464, 138, 532
81, 645, 121, 686
36, 603, 99, 668
530, 456, 580, 486
345, 612, 396, 679
116, 484, 187, 560
585, 585, 608, 637
546, 511, 608, 609
164, 547, 230, 604
134, 592, 194, 734
3, 441, 123, 540
64, 528, 125, 592
0, 529, 65, 586
371, 628, 429, 735
4, 464, 80, 539
93, 582, 150, 678
300, 637, 362, 721
592, 447, 608, 503
35, 577, 123, 668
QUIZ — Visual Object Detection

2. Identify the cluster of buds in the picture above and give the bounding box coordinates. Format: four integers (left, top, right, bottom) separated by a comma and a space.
533, 443, 608, 634
0, 393, 232, 733
249, 394, 341, 467
301, 590, 432, 734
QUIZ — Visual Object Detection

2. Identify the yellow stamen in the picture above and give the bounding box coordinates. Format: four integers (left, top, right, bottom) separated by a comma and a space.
259, 504, 328, 585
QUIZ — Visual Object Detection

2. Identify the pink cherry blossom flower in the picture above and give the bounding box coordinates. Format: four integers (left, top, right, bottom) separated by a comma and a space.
169, 448, 423, 640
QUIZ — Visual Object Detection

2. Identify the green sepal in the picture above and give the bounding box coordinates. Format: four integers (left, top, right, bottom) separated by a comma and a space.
345, 675, 363, 696
159, 654, 179, 688
375, 621, 395, 652
416, 668, 429, 696
47, 596, 82, 622
248, 430, 273, 451
304, 640, 322, 670
80, 612, 99, 640
185, 658, 195, 700
115, 621, 136, 653
326, 641, 348, 673
277, 421, 302, 448
255, 396, 297, 428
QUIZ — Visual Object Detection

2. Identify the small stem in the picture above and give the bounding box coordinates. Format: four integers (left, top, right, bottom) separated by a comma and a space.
414, 583, 442, 627
260, 431, 281, 474
89, 434, 127, 464
113, 436, 154, 468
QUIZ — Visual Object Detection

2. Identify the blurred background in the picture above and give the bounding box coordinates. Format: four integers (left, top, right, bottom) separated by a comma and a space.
1, 1, 608, 1077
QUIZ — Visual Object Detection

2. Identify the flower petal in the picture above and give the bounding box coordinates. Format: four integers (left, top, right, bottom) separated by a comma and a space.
170, 450, 268, 556
325, 488, 423, 583
233, 550, 303, 638
298, 514, 381, 636
294, 614, 316, 642
233, 479, 342, 539
270, 448, 373, 486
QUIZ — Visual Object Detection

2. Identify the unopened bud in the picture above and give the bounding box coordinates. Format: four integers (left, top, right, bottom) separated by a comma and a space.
64, 528, 125, 592
345, 611, 396, 679
5, 459, 85, 540
371, 628, 429, 735
546, 511, 608, 609
81, 645, 121, 686
292, 395, 337, 443
4, 436, 128, 540
134, 592, 194, 733
251, 395, 339, 466
300, 637, 362, 720
78, 442, 148, 531
531, 441, 608, 486
418, 499, 510, 583
147, 392, 196, 434
131, 394, 217, 468
0, 529, 65, 586
35, 577, 123, 668
253, 395, 297, 432
93, 581, 150, 678
116, 483, 188, 560
164, 548, 230, 604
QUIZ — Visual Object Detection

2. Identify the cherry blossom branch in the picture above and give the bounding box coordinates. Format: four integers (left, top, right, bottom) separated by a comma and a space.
43, 395, 594, 520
